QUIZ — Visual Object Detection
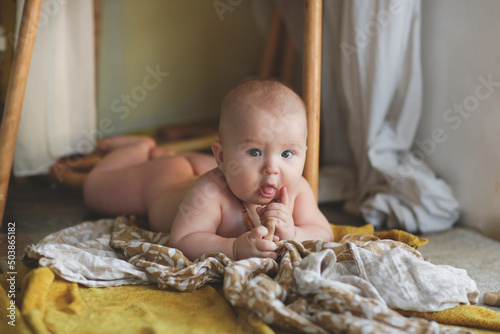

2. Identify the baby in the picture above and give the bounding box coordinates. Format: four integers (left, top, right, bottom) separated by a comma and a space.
84, 78, 333, 261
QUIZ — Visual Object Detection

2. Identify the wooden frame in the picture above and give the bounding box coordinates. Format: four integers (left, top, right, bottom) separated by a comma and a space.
303, 0, 322, 199
0, 0, 42, 227
0, 0, 322, 226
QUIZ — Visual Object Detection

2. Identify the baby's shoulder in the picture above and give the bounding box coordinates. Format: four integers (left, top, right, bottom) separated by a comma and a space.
292, 176, 318, 204
177, 169, 233, 219
193, 168, 227, 187
296, 176, 315, 194
188, 168, 233, 201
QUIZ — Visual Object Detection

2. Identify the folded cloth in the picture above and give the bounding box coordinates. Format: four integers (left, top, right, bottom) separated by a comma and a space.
20, 216, 492, 333
26, 218, 153, 287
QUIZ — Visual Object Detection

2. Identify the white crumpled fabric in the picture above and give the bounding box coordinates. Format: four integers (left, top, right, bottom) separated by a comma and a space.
294, 243, 479, 313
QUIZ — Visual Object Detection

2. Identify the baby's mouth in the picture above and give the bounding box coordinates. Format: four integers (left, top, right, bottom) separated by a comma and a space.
259, 185, 276, 199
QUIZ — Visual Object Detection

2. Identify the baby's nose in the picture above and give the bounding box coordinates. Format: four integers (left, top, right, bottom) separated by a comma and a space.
262, 158, 279, 175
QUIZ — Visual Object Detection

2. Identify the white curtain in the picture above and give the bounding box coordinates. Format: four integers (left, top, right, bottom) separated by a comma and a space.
277, 0, 460, 233
13, 0, 96, 176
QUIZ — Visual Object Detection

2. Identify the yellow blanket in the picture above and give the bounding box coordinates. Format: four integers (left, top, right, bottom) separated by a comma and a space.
1, 223, 499, 334
1, 263, 272, 334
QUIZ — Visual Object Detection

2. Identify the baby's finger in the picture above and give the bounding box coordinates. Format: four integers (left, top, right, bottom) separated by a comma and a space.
255, 239, 278, 252
260, 202, 288, 215
259, 209, 287, 223
279, 186, 289, 206
265, 251, 278, 260
250, 226, 268, 239
256, 206, 264, 218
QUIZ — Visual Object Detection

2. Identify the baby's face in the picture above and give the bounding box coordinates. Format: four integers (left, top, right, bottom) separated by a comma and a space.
218, 107, 307, 205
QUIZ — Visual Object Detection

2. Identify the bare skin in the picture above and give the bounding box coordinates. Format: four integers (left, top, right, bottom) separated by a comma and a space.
84, 79, 334, 261
83, 136, 217, 230
168, 80, 333, 260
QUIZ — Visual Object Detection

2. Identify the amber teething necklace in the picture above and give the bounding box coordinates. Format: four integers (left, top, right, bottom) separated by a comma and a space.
239, 200, 256, 231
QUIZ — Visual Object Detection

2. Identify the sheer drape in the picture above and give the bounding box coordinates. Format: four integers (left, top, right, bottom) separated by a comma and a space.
13, 0, 96, 176
277, 0, 459, 233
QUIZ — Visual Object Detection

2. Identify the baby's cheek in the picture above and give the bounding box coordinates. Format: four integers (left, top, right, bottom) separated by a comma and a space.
283, 176, 300, 193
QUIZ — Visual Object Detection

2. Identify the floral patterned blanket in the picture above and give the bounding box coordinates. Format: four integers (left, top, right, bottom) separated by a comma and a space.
25, 216, 479, 333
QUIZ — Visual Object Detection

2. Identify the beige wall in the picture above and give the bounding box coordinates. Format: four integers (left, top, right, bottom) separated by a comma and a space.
97, 0, 267, 135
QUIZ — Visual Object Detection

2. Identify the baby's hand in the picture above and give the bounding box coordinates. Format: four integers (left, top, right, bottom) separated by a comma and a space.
256, 187, 295, 241
233, 227, 278, 260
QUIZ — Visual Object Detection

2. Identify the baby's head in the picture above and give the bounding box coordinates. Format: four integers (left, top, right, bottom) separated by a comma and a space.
212, 78, 308, 205
218, 78, 307, 142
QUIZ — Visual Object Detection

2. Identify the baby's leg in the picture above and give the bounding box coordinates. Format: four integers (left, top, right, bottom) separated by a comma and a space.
92, 136, 156, 173
181, 152, 218, 176
84, 136, 160, 215
84, 135, 217, 219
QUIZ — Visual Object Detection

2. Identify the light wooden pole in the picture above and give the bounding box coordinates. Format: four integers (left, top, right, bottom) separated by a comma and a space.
0, 0, 42, 226
302, 0, 322, 199
258, 5, 282, 79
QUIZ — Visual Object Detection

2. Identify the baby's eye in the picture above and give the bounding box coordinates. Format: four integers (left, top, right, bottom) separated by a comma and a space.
248, 149, 261, 157
281, 150, 294, 158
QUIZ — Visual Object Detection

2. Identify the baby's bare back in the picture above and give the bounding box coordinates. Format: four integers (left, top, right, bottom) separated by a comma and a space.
146, 154, 217, 232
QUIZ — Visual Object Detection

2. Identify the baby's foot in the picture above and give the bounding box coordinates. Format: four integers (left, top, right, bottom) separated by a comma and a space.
148, 146, 176, 160
97, 136, 156, 156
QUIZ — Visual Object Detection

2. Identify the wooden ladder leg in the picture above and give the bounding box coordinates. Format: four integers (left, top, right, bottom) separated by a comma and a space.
258, 5, 283, 78
302, 0, 322, 200
280, 34, 296, 87
0, 0, 42, 227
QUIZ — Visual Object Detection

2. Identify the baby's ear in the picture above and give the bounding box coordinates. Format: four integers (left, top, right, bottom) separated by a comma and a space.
211, 141, 224, 167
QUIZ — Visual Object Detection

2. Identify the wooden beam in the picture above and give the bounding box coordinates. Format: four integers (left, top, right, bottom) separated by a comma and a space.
259, 5, 282, 78
280, 34, 296, 87
302, 0, 322, 199
0, 0, 42, 226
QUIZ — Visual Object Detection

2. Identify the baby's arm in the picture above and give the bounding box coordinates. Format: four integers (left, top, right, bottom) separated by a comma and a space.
292, 178, 334, 241
169, 227, 236, 261
168, 175, 277, 261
